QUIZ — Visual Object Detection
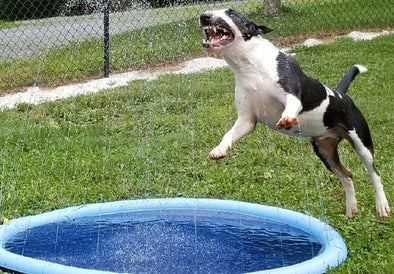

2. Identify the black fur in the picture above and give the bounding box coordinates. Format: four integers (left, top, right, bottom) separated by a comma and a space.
276, 52, 326, 112
337, 66, 363, 93
225, 9, 273, 40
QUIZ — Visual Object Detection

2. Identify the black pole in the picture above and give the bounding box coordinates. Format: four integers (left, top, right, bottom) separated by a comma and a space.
103, 0, 110, 77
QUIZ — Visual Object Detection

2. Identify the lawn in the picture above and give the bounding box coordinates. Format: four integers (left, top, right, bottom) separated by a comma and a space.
0, 33, 393, 273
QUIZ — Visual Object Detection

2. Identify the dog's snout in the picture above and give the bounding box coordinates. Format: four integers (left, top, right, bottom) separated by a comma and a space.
199, 13, 211, 25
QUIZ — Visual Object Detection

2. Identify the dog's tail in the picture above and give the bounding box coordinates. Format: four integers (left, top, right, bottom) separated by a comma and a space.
336, 65, 367, 93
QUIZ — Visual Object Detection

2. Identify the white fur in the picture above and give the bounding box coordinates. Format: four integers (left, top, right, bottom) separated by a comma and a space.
348, 130, 390, 217
355, 64, 368, 73
281, 94, 303, 119
325, 85, 341, 98
296, 97, 329, 136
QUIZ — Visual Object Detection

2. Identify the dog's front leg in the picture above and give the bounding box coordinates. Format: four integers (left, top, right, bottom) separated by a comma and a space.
276, 94, 302, 130
209, 116, 256, 160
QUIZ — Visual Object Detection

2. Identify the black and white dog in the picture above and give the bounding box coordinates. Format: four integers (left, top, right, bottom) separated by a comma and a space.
199, 9, 390, 219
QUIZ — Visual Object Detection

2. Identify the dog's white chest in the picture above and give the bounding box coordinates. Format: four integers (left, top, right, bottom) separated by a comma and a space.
234, 73, 284, 125
227, 44, 286, 124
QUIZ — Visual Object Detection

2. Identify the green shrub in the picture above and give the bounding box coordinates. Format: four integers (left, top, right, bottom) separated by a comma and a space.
0, 0, 66, 20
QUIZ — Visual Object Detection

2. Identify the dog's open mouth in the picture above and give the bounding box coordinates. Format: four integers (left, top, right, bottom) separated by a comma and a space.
201, 25, 234, 49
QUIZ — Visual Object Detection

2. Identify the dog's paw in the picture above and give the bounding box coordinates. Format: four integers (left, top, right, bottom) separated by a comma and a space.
208, 146, 229, 160
376, 199, 390, 218
346, 206, 358, 219
276, 117, 299, 130
346, 197, 357, 219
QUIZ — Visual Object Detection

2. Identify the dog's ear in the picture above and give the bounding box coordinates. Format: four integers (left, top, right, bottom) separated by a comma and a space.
256, 24, 274, 35
244, 22, 273, 40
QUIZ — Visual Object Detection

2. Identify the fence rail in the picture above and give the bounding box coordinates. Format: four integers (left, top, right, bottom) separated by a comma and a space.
0, 0, 393, 93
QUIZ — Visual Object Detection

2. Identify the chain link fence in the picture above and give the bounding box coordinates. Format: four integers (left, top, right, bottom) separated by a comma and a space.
0, 0, 393, 93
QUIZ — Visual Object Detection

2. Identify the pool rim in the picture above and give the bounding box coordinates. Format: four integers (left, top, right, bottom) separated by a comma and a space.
0, 198, 347, 274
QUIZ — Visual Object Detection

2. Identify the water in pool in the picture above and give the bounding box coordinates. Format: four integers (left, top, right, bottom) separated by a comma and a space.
5, 210, 322, 273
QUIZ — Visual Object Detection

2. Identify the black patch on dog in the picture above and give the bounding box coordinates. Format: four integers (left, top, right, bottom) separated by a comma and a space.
276, 52, 326, 112
199, 13, 211, 26
323, 94, 354, 130
200, 13, 232, 31
225, 9, 273, 41
324, 94, 374, 149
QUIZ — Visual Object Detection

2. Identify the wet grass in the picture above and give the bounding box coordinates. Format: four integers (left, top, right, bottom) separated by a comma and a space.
0, 0, 393, 92
0, 34, 393, 273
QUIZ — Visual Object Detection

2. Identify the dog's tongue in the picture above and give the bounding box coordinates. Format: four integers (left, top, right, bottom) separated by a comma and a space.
212, 38, 221, 46
202, 38, 220, 48
210, 34, 226, 47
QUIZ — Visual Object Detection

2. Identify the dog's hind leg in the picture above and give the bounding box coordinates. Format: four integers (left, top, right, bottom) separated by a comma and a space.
346, 130, 390, 218
311, 136, 358, 218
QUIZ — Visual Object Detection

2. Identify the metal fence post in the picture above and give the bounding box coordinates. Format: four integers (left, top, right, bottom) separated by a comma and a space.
103, 0, 110, 78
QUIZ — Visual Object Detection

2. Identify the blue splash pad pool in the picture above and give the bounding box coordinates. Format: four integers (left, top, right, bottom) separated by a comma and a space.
0, 198, 347, 274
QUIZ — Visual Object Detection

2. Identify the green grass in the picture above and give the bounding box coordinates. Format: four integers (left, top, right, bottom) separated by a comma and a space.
0, 20, 20, 29
256, 0, 394, 37
0, 34, 393, 273
0, 0, 393, 92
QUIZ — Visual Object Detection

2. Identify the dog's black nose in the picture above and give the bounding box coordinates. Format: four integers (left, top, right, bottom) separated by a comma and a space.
199, 13, 211, 25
